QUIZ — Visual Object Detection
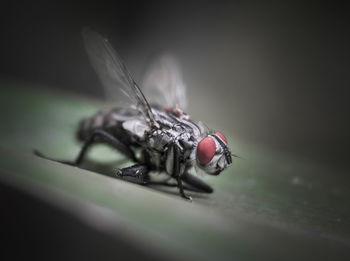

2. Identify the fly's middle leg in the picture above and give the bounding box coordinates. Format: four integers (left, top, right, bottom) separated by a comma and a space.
117, 164, 149, 185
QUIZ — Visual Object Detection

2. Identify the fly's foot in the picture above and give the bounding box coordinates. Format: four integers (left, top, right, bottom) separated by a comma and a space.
116, 168, 123, 177
181, 194, 192, 201
177, 178, 192, 202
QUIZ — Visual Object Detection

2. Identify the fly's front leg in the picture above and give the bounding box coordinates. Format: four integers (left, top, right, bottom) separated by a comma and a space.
117, 164, 149, 185
177, 176, 192, 201
166, 142, 192, 201
181, 172, 213, 194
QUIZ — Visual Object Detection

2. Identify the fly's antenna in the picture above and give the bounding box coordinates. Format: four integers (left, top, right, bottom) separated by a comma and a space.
211, 134, 232, 164
231, 153, 243, 159
225, 148, 233, 164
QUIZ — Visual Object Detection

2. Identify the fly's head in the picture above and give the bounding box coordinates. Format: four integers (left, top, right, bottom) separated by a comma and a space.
196, 132, 232, 175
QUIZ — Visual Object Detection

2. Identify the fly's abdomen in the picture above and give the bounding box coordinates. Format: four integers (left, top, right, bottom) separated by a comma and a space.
77, 109, 118, 141
76, 107, 140, 142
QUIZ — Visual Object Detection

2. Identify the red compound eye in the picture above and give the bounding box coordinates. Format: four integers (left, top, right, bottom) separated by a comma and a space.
215, 132, 227, 143
197, 137, 216, 164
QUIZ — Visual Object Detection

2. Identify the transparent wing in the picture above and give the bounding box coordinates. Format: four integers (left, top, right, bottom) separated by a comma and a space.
141, 54, 187, 110
82, 28, 158, 128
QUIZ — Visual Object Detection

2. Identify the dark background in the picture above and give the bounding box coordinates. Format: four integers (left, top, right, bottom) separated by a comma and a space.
1, 1, 349, 175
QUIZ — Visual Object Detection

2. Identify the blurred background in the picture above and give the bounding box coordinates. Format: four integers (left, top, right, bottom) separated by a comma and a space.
1, 1, 349, 175
1, 1, 350, 260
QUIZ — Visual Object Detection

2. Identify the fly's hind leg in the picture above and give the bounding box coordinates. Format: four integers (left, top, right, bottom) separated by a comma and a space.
117, 164, 149, 185
34, 129, 136, 166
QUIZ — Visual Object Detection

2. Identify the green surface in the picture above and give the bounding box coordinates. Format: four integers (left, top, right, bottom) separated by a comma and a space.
1, 80, 350, 260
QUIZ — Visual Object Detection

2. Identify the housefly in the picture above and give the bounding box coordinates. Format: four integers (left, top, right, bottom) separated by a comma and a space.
35, 28, 233, 200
